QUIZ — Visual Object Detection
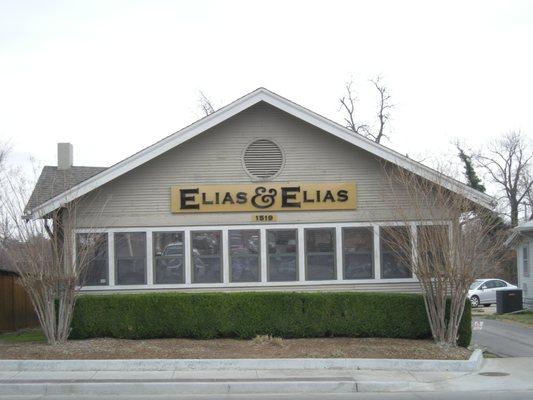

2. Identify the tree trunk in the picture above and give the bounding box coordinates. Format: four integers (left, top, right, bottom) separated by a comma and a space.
510, 200, 519, 227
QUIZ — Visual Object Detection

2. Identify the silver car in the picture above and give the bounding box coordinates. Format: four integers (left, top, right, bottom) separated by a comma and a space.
468, 279, 517, 307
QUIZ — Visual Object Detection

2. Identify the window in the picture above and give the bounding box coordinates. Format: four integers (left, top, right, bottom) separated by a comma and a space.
380, 226, 412, 279
192, 231, 222, 283
267, 229, 298, 282
484, 280, 498, 289
305, 228, 336, 280
77, 233, 108, 286
524, 245, 530, 278
470, 280, 483, 290
229, 230, 260, 282
343, 227, 373, 279
115, 232, 146, 285
417, 225, 449, 273
153, 232, 184, 284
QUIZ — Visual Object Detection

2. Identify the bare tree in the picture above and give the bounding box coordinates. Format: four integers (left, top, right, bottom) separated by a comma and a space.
370, 76, 393, 144
339, 81, 369, 135
475, 131, 533, 227
382, 165, 508, 347
198, 91, 216, 116
339, 76, 393, 143
0, 164, 105, 344
0, 142, 14, 243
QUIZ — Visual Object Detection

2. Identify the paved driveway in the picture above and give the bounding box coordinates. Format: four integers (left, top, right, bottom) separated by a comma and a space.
472, 318, 533, 357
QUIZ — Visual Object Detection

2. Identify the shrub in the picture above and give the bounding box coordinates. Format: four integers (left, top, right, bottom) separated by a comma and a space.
70, 291, 471, 347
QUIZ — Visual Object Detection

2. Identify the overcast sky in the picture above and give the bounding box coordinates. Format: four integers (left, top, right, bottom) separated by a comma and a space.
1, 0, 532, 180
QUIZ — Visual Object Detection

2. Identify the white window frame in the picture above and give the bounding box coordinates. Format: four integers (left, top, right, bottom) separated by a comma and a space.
304, 227, 337, 281
265, 228, 299, 282
152, 230, 186, 285
190, 229, 224, 284
341, 226, 375, 280
113, 231, 148, 286
228, 228, 261, 283
523, 244, 530, 278
73, 221, 447, 291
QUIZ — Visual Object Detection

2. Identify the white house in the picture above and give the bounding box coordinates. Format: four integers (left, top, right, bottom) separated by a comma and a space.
510, 220, 533, 309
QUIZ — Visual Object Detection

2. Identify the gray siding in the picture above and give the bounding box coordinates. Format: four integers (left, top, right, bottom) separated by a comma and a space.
69, 103, 438, 295
75, 102, 439, 228
81, 282, 422, 295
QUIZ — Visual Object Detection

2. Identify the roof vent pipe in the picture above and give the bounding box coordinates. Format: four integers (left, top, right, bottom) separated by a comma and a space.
57, 143, 73, 170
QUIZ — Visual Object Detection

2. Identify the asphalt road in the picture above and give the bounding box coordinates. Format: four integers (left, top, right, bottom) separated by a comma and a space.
472, 318, 533, 357
3, 392, 533, 400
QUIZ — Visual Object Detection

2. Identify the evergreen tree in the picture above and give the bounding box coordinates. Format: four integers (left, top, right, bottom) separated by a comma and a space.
457, 147, 486, 193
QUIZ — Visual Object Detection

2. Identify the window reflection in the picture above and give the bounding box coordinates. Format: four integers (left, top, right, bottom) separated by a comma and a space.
343, 228, 373, 279
115, 232, 147, 285
77, 233, 108, 286
153, 232, 184, 284
380, 226, 412, 279
229, 230, 260, 282
305, 228, 336, 280
192, 231, 222, 283
267, 229, 298, 282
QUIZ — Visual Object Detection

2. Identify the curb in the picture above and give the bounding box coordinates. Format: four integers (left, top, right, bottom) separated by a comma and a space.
0, 380, 361, 396
0, 349, 483, 372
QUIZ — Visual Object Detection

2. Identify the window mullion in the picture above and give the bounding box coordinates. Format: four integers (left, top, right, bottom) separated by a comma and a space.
222, 229, 229, 284
146, 231, 153, 285
298, 227, 305, 282
336, 226, 343, 280
108, 232, 115, 286
184, 230, 191, 284
374, 226, 381, 280
260, 228, 267, 283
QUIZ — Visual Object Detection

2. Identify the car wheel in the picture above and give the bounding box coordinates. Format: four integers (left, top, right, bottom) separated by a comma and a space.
470, 296, 480, 308
483, 304, 491, 307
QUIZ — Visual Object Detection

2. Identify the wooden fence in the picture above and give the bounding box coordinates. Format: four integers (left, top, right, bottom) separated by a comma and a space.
0, 273, 39, 332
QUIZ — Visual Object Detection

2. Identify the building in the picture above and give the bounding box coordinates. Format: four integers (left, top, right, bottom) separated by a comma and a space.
509, 220, 533, 309
24, 88, 492, 294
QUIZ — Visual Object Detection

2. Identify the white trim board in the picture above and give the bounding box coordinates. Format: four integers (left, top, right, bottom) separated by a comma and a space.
25, 88, 494, 219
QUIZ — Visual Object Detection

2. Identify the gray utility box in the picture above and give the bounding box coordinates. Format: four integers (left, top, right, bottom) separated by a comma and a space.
496, 289, 523, 314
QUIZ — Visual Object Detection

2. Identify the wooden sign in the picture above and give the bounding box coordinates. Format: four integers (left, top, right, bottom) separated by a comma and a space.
170, 182, 356, 213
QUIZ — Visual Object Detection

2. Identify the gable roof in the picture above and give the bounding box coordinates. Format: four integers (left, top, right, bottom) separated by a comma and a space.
25, 166, 107, 213
24, 87, 494, 219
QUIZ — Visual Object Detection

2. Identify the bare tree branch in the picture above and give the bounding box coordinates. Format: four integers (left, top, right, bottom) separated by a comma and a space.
370, 76, 393, 144
339, 77, 393, 144
198, 91, 216, 116
475, 131, 533, 226
0, 158, 107, 344
382, 164, 509, 347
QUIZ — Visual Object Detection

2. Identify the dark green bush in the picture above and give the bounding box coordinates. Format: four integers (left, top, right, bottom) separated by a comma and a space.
70, 292, 471, 347
457, 299, 472, 347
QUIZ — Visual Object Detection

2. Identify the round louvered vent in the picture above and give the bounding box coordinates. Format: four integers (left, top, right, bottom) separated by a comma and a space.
243, 139, 284, 179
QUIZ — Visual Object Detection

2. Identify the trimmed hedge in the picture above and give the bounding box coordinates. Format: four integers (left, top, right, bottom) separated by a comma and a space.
70, 292, 472, 347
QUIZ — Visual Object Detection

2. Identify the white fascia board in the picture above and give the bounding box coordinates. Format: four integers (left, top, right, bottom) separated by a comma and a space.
518, 220, 533, 231
28, 90, 267, 219
259, 90, 494, 209
27, 88, 493, 219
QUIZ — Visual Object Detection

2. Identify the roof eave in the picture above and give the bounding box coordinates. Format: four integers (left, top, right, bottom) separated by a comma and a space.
26, 87, 495, 219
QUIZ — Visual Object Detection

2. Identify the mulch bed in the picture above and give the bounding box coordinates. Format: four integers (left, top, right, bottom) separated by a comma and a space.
0, 337, 471, 360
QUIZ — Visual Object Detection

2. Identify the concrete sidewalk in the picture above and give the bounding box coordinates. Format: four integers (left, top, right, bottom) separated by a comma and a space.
0, 357, 532, 396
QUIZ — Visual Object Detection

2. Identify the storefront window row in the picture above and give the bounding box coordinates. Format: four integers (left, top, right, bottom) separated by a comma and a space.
76, 224, 446, 288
